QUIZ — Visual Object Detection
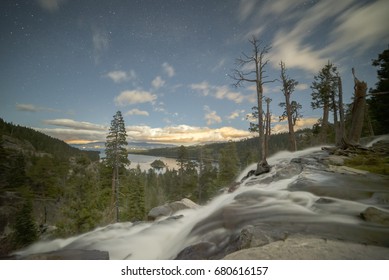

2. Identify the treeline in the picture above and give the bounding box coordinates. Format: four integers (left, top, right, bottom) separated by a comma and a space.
0, 119, 101, 254
130, 129, 317, 165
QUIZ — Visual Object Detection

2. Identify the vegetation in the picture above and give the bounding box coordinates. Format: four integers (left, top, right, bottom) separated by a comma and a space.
104, 111, 131, 222
368, 46, 389, 135
345, 154, 389, 175
279, 61, 300, 151
311, 62, 340, 144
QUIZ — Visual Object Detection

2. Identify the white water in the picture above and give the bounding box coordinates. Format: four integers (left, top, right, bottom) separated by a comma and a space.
14, 147, 389, 259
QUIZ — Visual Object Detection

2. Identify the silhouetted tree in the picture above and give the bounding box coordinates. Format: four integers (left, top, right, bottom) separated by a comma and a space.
231, 37, 274, 175
279, 61, 299, 151
104, 111, 129, 222
311, 62, 339, 143
368, 46, 389, 135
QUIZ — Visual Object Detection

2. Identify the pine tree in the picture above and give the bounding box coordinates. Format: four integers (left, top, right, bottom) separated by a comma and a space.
126, 166, 145, 221
311, 62, 339, 143
368, 46, 389, 135
104, 111, 130, 222
218, 141, 239, 186
279, 61, 299, 151
13, 194, 38, 248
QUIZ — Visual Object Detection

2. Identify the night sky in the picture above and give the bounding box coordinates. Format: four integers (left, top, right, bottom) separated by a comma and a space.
1, 0, 388, 145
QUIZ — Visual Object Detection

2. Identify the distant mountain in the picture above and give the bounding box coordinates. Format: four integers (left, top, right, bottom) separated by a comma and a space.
71, 141, 177, 152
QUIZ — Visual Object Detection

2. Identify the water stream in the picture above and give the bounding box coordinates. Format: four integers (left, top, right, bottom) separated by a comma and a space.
14, 147, 389, 259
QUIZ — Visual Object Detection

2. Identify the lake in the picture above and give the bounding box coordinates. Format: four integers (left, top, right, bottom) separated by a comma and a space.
127, 154, 179, 172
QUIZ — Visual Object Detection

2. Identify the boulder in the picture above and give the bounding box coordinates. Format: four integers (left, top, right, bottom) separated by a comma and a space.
147, 205, 172, 220
148, 198, 199, 221
224, 236, 389, 260
360, 207, 389, 226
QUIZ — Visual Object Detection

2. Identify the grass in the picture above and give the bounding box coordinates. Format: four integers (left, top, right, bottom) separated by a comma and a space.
344, 154, 389, 175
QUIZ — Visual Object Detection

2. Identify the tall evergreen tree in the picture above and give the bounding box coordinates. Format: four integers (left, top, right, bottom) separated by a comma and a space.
279, 61, 299, 151
368, 46, 389, 135
12, 191, 38, 248
218, 141, 239, 186
104, 111, 130, 222
311, 62, 339, 143
126, 165, 145, 221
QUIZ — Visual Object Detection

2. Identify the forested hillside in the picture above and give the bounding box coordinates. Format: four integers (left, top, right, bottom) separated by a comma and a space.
0, 118, 99, 161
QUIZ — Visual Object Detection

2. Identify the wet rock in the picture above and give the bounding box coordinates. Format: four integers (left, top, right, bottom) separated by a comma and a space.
237, 225, 288, 250
274, 162, 302, 179
315, 198, 335, 204
148, 205, 172, 220
326, 155, 347, 166
175, 242, 216, 260
223, 236, 389, 260
360, 207, 389, 226
148, 198, 199, 221
19, 249, 109, 260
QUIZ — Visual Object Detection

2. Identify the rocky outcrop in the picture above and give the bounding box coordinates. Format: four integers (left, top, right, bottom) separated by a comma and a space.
148, 198, 199, 221
19, 249, 109, 260
360, 207, 389, 226
223, 235, 389, 260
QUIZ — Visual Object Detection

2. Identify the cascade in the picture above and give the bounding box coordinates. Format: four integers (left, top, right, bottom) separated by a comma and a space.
13, 146, 389, 259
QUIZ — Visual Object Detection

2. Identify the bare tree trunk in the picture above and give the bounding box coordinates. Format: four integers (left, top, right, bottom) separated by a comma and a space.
337, 76, 349, 148
265, 98, 272, 155
257, 82, 265, 165
111, 169, 116, 221
321, 100, 329, 143
115, 163, 119, 222
349, 69, 367, 145
285, 94, 297, 151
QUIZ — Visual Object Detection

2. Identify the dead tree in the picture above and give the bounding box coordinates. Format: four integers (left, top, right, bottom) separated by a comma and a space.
230, 37, 275, 175
280, 61, 298, 151
265, 98, 272, 156
348, 68, 367, 145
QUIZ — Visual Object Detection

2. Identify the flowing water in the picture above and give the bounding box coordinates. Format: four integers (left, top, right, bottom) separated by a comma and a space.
14, 147, 389, 259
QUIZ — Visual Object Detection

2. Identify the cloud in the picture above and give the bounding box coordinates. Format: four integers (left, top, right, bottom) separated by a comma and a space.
36, 0, 65, 12
92, 28, 109, 63
295, 83, 309, 91
238, 0, 257, 21
325, 0, 389, 55
43, 118, 107, 131
263, 0, 388, 73
37, 119, 253, 145
272, 117, 318, 134
114, 90, 157, 106
211, 58, 226, 72
162, 62, 175, 77
36, 119, 108, 144
125, 108, 149, 116
204, 106, 222, 125
227, 110, 245, 120
37, 127, 107, 144
16, 103, 58, 113
241, 0, 355, 72
190, 82, 252, 104
126, 125, 252, 145
152, 76, 166, 89
106, 70, 137, 83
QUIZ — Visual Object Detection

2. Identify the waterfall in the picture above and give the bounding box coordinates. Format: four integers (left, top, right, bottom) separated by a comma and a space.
13, 147, 389, 259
